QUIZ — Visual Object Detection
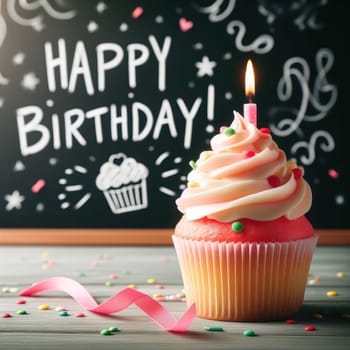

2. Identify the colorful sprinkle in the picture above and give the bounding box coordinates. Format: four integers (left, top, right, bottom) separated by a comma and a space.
232, 221, 244, 232
204, 326, 224, 332
285, 319, 297, 324
59, 311, 69, 316
268, 175, 281, 187
326, 290, 338, 297
220, 126, 228, 133
189, 160, 197, 170
100, 329, 112, 336
336, 272, 345, 278
2, 313, 12, 318
312, 313, 323, 319
109, 326, 120, 332
328, 169, 339, 179
75, 312, 85, 317
147, 278, 157, 284
32, 179, 46, 193
304, 325, 316, 331
224, 127, 235, 136
155, 284, 164, 289
16, 299, 26, 304
243, 329, 256, 336
243, 150, 255, 158
131, 6, 144, 19
260, 127, 270, 134
38, 304, 50, 310
108, 274, 118, 280
55, 306, 66, 312
16, 309, 27, 315
292, 168, 303, 180
105, 281, 113, 287
128, 283, 137, 289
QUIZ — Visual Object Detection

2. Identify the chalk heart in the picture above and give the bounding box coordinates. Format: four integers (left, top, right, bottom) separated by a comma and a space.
179, 17, 193, 32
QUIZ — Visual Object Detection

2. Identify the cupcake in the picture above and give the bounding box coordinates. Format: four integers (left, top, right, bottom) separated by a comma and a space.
173, 112, 318, 321
96, 153, 149, 214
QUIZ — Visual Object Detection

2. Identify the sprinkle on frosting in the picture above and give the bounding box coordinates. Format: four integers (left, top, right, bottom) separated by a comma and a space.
189, 160, 197, 170
224, 127, 236, 136
176, 112, 312, 222
232, 221, 244, 232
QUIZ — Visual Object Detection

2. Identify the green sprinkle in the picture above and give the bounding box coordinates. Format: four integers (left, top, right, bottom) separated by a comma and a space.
189, 160, 197, 170
100, 329, 112, 336
59, 311, 69, 317
16, 309, 27, 315
224, 127, 235, 136
243, 329, 255, 337
109, 326, 120, 332
204, 326, 224, 332
105, 281, 113, 287
232, 221, 244, 232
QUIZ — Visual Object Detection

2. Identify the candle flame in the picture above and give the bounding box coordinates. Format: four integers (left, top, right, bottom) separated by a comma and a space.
245, 59, 255, 98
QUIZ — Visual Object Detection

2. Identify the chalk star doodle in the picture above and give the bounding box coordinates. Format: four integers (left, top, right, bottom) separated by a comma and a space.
195, 56, 217, 77
21, 72, 40, 91
5, 190, 25, 211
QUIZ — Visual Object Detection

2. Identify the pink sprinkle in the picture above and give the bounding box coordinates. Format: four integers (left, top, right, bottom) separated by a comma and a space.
91, 261, 98, 267
220, 126, 228, 133
132, 6, 143, 19
268, 175, 281, 187
2, 313, 11, 318
328, 169, 339, 179
179, 17, 194, 32
75, 312, 85, 317
260, 127, 270, 134
285, 319, 296, 324
292, 168, 303, 180
155, 284, 164, 289
16, 299, 26, 305
304, 325, 316, 331
108, 274, 118, 280
243, 150, 255, 158
32, 179, 46, 193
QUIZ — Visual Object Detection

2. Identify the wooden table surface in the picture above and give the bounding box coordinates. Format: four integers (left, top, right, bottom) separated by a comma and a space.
1, 245, 349, 350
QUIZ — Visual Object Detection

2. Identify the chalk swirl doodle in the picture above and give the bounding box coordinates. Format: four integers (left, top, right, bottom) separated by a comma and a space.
226, 20, 274, 54
194, 0, 237, 22
271, 49, 337, 137
291, 130, 335, 166
270, 48, 337, 166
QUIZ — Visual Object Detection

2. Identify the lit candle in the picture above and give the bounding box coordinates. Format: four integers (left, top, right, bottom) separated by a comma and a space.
243, 59, 257, 126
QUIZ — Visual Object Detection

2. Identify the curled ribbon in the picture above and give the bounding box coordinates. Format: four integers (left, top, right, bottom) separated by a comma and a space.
20, 277, 196, 332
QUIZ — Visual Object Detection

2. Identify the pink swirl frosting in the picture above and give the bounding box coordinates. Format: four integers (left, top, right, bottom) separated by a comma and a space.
176, 112, 312, 222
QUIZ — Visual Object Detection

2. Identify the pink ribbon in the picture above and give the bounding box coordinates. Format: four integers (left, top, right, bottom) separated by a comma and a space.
20, 277, 196, 332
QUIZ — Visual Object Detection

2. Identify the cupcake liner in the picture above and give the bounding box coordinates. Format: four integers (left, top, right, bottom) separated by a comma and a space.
173, 234, 318, 321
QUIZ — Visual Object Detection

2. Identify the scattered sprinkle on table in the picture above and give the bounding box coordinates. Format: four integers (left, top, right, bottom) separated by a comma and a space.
105, 281, 113, 287
109, 274, 118, 279
243, 329, 256, 337
2, 313, 12, 318
16, 299, 26, 304
128, 283, 137, 289
75, 312, 85, 317
312, 313, 323, 319
336, 272, 345, 278
109, 326, 120, 332
204, 326, 224, 332
55, 306, 66, 312
59, 311, 69, 317
304, 325, 316, 331
285, 319, 297, 324
38, 304, 50, 310
327, 290, 338, 297
16, 309, 27, 315
147, 278, 157, 284
100, 329, 112, 336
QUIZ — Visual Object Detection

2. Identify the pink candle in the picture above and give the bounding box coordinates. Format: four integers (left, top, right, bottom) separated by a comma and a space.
243, 59, 257, 126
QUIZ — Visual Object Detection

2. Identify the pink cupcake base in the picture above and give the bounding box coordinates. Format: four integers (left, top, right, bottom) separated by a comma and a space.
173, 234, 318, 321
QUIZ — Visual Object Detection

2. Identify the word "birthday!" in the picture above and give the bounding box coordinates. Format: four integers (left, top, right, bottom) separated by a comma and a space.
16, 36, 215, 156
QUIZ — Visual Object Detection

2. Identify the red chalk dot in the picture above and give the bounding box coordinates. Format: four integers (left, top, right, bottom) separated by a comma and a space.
328, 169, 339, 179
268, 175, 281, 187
304, 325, 316, 331
132, 6, 143, 19
32, 179, 46, 193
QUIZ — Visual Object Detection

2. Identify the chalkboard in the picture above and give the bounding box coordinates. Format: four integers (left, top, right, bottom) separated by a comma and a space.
0, 0, 347, 233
